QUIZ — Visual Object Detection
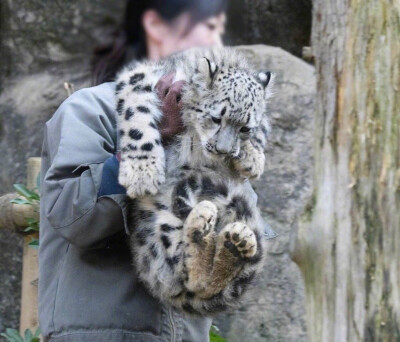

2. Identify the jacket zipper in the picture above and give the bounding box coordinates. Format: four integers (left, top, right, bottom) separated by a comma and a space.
168, 306, 176, 342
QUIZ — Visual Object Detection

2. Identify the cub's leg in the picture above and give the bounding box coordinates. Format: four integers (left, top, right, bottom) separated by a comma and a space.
131, 198, 187, 301
183, 200, 218, 294
115, 64, 165, 198
195, 222, 258, 299
232, 140, 265, 180
233, 116, 270, 179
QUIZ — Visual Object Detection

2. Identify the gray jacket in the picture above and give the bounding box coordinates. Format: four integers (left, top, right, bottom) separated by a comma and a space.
38, 82, 212, 342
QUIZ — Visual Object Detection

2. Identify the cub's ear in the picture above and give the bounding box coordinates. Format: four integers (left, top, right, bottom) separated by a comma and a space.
199, 57, 219, 85
256, 71, 272, 88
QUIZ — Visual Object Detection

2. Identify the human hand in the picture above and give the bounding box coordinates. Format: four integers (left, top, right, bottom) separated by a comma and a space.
155, 72, 186, 145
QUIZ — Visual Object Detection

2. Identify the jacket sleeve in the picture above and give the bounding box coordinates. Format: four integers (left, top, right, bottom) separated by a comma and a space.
40, 84, 131, 249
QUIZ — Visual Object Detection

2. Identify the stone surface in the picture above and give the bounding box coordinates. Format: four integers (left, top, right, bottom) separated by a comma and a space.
0, 0, 124, 334
226, 0, 312, 57
0, 0, 125, 194
0, 2, 314, 340
0, 230, 23, 334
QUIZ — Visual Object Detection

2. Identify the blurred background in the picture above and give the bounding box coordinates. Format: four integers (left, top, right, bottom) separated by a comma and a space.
0, 0, 313, 341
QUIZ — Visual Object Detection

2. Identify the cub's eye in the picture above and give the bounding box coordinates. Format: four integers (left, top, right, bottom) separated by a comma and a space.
211, 117, 221, 124
240, 126, 251, 133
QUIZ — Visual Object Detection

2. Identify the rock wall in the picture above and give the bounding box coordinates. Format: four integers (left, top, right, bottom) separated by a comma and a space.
0, 0, 124, 334
0, 1, 313, 340
226, 0, 312, 57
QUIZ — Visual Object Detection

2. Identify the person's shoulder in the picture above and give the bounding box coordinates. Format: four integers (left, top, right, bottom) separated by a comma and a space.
61, 81, 116, 111
48, 82, 117, 124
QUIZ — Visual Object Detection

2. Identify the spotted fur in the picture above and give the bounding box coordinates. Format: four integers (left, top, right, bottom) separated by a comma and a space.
115, 47, 273, 315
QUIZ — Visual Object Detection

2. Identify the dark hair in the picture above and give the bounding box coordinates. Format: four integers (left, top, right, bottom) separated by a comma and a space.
91, 0, 228, 86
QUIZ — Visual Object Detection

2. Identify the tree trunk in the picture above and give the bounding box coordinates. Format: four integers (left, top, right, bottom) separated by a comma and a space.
292, 0, 400, 341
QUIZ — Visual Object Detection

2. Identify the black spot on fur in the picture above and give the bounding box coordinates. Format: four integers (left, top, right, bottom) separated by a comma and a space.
187, 175, 198, 191
155, 202, 168, 210
118, 129, 124, 137
141, 85, 152, 92
116, 81, 126, 93
253, 137, 263, 146
227, 196, 253, 220
125, 108, 134, 120
150, 243, 158, 258
215, 183, 228, 197
128, 144, 137, 151
221, 106, 227, 116
133, 84, 152, 92
186, 291, 195, 298
141, 142, 154, 151
128, 155, 147, 160
200, 176, 215, 196
137, 106, 150, 113
199, 178, 227, 198
175, 181, 189, 199
117, 99, 124, 115
136, 228, 153, 246
129, 73, 145, 85
137, 210, 153, 221
166, 255, 180, 269
231, 271, 256, 298
161, 224, 175, 232
149, 122, 157, 129
129, 129, 143, 140
173, 197, 192, 220
161, 235, 171, 249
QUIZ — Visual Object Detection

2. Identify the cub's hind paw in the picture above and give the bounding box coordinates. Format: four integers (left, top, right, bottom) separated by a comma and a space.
119, 157, 165, 198
220, 222, 257, 259
185, 200, 218, 244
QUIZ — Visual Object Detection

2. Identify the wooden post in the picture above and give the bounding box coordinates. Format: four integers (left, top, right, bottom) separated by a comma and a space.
19, 157, 41, 335
292, 0, 400, 341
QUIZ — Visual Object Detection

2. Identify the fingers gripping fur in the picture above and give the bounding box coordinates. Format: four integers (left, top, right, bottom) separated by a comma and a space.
115, 65, 166, 198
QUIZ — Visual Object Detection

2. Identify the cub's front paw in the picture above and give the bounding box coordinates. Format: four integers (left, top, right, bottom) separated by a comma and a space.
220, 222, 257, 259
118, 156, 165, 198
233, 142, 265, 179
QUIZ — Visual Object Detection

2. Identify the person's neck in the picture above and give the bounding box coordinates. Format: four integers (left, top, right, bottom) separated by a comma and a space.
146, 41, 163, 61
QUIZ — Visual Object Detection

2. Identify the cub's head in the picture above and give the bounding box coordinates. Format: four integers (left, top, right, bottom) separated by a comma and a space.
182, 53, 273, 159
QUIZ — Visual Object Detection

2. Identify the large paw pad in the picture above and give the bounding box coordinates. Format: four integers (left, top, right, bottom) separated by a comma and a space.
221, 222, 257, 259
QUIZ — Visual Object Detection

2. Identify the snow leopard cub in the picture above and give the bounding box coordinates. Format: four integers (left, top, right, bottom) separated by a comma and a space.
115, 47, 273, 315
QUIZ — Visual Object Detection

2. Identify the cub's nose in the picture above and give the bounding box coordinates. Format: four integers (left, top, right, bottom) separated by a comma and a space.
215, 146, 230, 154
215, 126, 236, 154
